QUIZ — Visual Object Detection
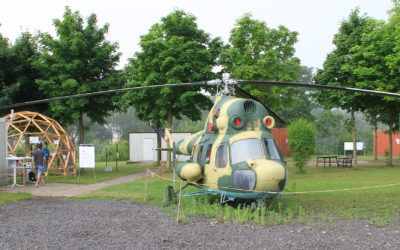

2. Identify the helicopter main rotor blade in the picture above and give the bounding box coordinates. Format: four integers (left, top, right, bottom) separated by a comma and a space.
237, 80, 400, 98
235, 86, 286, 125
0, 80, 216, 110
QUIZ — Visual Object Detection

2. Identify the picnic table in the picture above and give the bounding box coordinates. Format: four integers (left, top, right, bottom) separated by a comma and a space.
315, 155, 338, 168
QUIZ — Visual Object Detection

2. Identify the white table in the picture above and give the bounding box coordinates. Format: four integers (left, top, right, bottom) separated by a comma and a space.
6, 156, 32, 188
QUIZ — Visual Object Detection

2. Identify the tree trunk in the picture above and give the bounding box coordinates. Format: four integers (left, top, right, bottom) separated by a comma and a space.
167, 109, 173, 169
351, 108, 358, 169
373, 121, 377, 161
388, 123, 393, 167
79, 110, 85, 145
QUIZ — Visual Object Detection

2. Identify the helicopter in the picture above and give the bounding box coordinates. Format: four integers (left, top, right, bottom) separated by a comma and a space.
148, 73, 400, 206
153, 89, 287, 204
2, 73, 400, 205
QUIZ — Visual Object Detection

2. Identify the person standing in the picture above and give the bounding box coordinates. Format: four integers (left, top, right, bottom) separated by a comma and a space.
42, 142, 50, 173
32, 143, 46, 187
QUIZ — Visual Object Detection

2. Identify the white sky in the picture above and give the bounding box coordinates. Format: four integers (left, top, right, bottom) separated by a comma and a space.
0, 0, 394, 70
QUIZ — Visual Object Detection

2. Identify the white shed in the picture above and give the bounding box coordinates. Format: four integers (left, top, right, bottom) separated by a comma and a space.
129, 132, 192, 162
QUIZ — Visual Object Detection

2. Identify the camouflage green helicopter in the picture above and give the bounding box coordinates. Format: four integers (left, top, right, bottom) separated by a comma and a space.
2, 73, 400, 206
156, 91, 287, 204
148, 73, 400, 206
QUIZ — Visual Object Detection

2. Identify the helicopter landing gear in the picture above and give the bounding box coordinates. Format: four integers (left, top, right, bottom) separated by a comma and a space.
250, 200, 269, 214
250, 201, 257, 213
166, 185, 176, 205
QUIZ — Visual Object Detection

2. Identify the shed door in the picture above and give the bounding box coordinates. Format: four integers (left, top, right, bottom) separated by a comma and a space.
143, 138, 154, 161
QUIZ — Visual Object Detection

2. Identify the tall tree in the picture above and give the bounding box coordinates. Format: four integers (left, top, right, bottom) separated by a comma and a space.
0, 32, 13, 109
352, 1, 400, 166
123, 10, 222, 167
221, 13, 301, 111
313, 9, 374, 169
278, 66, 317, 124
0, 32, 47, 115
34, 7, 122, 144
314, 110, 344, 154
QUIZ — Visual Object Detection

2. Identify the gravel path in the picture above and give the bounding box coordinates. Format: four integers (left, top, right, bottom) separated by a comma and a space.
1, 198, 399, 249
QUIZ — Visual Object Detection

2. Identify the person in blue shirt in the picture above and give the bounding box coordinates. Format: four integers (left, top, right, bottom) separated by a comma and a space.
42, 142, 50, 173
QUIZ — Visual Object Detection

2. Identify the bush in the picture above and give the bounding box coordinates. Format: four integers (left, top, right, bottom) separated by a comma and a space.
87, 140, 130, 162
288, 119, 316, 173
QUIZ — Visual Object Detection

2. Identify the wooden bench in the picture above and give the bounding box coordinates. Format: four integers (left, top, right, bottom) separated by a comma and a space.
338, 155, 353, 167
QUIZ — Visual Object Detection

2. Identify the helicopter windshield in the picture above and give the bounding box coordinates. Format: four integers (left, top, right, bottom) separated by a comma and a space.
231, 139, 264, 164
263, 139, 282, 160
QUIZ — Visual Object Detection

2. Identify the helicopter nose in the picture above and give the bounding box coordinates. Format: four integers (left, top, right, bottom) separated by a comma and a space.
246, 159, 286, 192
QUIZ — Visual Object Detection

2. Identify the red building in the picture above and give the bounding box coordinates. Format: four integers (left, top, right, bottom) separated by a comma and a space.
271, 128, 290, 156
374, 131, 400, 156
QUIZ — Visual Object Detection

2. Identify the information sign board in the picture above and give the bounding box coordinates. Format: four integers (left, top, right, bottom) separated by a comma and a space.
344, 142, 365, 151
79, 144, 95, 168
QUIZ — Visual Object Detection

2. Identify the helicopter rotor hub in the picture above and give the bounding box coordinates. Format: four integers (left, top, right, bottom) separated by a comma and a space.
208, 72, 237, 96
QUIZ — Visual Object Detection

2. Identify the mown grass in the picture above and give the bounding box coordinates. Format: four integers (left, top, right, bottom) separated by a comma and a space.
77, 171, 180, 205
0, 191, 34, 205
284, 155, 400, 166
44, 161, 158, 184
78, 164, 400, 227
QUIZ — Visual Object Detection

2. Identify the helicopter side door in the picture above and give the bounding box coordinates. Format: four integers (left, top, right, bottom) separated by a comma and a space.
206, 143, 232, 190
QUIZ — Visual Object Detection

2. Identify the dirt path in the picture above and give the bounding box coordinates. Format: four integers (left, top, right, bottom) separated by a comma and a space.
0, 171, 147, 197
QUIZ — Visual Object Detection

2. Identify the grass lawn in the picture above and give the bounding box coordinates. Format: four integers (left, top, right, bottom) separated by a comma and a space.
0, 192, 34, 206
77, 170, 181, 205
44, 161, 159, 184
78, 164, 400, 227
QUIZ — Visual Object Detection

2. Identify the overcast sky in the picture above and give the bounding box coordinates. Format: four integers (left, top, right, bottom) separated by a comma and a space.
0, 0, 394, 70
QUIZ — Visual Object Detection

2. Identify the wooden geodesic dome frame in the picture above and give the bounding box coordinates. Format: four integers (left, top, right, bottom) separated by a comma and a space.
3, 111, 76, 178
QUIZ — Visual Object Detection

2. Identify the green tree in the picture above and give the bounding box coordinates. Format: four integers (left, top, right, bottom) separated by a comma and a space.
314, 110, 344, 154
288, 118, 316, 173
352, 1, 400, 166
66, 114, 113, 143
123, 10, 222, 167
278, 66, 317, 124
34, 7, 122, 144
0, 32, 47, 115
0, 32, 13, 109
107, 108, 153, 140
313, 9, 374, 169
221, 13, 301, 111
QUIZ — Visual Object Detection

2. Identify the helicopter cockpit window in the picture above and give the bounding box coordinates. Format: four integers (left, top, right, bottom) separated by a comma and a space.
216, 145, 228, 168
231, 139, 263, 165
205, 144, 212, 164
196, 146, 203, 164
263, 139, 282, 160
